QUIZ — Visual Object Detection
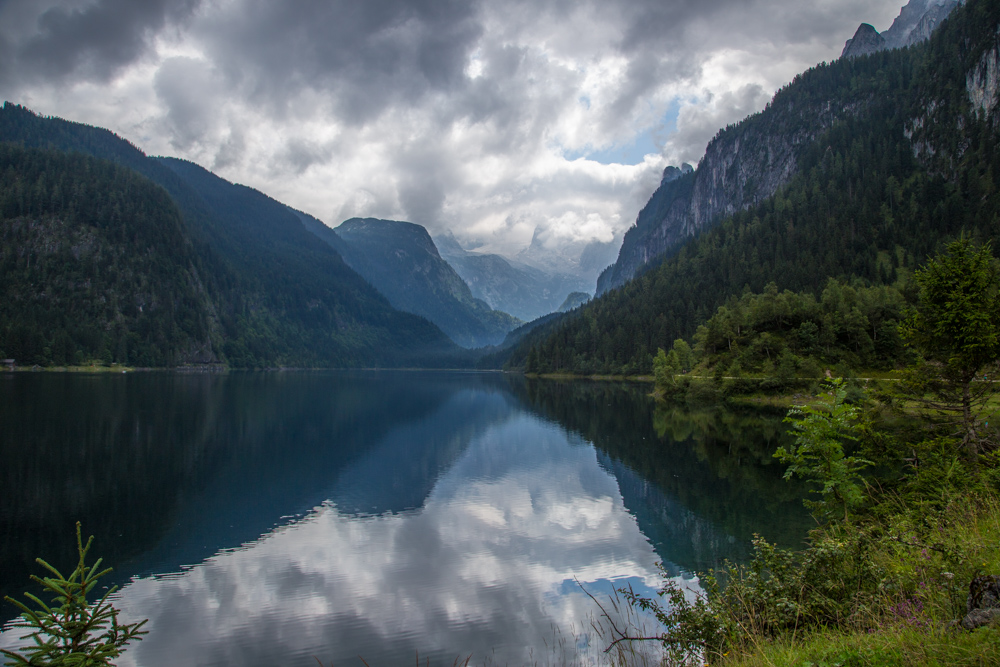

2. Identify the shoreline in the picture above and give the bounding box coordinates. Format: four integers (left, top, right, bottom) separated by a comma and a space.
1, 364, 509, 374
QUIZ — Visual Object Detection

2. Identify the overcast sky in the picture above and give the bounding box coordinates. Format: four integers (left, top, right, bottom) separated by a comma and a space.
0, 0, 904, 270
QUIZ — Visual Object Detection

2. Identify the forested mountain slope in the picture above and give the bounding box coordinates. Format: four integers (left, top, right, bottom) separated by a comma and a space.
0, 145, 218, 366
155, 161, 462, 364
504, 0, 1000, 375
596, 0, 962, 297
0, 104, 463, 368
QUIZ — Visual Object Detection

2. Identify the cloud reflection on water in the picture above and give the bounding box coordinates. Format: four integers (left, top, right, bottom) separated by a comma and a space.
112, 415, 670, 666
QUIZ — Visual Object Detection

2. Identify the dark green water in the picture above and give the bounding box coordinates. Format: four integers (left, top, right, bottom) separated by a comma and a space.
0, 371, 810, 665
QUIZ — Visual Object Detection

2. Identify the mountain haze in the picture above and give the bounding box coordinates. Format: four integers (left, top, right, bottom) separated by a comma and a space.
330, 218, 520, 348
434, 232, 591, 322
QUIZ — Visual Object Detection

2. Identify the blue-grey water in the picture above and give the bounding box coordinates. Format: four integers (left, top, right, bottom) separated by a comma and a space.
0, 371, 809, 665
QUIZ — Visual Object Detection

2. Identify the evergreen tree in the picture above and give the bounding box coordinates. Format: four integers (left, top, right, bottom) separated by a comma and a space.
899, 237, 1000, 454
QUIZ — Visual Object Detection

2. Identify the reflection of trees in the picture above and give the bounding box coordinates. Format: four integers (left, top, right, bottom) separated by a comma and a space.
509, 378, 812, 572
0, 372, 475, 620
648, 404, 812, 545
1, 373, 228, 610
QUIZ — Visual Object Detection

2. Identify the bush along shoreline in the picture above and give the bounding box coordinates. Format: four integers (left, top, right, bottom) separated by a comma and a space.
604, 239, 1000, 666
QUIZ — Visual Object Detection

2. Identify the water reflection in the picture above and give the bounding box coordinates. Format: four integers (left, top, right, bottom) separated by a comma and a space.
1, 372, 808, 664
512, 379, 812, 572
1, 371, 465, 607
116, 415, 664, 666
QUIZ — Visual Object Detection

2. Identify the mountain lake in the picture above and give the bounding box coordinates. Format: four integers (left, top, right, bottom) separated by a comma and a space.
0, 371, 811, 665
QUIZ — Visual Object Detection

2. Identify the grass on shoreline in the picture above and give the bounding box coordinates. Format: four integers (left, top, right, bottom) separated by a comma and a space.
613, 470, 1000, 667
4, 363, 138, 373
717, 491, 1000, 667
726, 625, 1000, 667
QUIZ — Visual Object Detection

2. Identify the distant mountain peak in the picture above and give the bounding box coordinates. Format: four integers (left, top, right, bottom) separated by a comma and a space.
331, 217, 520, 348
337, 217, 440, 257
842, 23, 886, 59
431, 229, 470, 258
883, 0, 961, 48
841, 0, 960, 59
660, 163, 694, 186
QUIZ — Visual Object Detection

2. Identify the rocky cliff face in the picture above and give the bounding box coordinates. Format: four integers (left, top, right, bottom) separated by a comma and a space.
968, 35, 1000, 118
904, 1, 961, 45
842, 24, 887, 59
905, 1, 1000, 171
884, 0, 961, 49
596, 0, 960, 297
596, 91, 860, 295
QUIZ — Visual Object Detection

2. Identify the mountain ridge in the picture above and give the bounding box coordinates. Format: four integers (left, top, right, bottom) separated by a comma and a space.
330, 218, 520, 349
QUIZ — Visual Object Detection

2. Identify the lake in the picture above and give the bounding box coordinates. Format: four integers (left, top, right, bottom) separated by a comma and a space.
0, 371, 810, 665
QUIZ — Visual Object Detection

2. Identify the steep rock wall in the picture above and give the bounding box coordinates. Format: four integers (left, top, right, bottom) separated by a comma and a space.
968, 35, 1000, 118
597, 95, 860, 295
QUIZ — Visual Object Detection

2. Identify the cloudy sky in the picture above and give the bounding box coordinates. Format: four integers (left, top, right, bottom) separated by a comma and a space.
0, 0, 904, 271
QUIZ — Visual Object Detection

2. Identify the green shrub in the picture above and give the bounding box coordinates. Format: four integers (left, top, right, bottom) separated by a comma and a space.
619, 490, 1000, 665
776, 378, 872, 522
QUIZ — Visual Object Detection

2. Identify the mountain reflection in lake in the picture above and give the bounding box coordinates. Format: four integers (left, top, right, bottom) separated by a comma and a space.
0, 372, 809, 665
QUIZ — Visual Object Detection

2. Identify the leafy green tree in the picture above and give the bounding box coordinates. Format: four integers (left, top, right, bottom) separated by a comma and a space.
775, 348, 798, 383
2, 523, 147, 666
672, 339, 694, 372
653, 347, 680, 390
776, 378, 871, 521
900, 237, 1000, 455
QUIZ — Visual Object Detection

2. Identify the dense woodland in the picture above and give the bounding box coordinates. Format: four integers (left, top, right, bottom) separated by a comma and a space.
503, 0, 1000, 376
0, 145, 215, 366
633, 278, 913, 400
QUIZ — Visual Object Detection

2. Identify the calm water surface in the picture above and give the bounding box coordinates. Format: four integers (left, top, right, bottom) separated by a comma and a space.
0, 371, 810, 665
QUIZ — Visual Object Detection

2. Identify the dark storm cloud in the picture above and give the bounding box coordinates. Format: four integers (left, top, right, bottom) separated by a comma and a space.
398, 175, 447, 228
613, 0, 868, 50
586, 0, 867, 136
195, 0, 485, 123
393, 135, 458, 227
5, 0, 200, 84
2, 0, 881, 139
274, 137, 336, 175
